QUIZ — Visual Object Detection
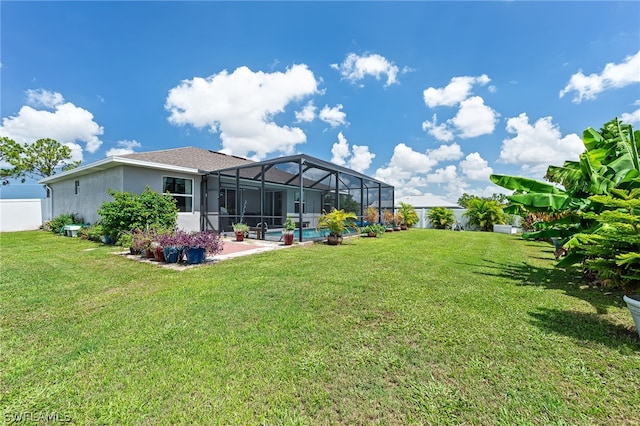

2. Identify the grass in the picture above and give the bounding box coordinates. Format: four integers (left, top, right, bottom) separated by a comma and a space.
1, 229, 638, 425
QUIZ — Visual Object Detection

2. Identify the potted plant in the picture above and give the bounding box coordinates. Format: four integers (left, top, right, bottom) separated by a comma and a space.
130, 228, 155, 258
232, 223, 249, 241
382, 210, 394, 232
364, 206, 378, 226
393, 212, 403, 231
182, 230, 224, 264
316, 208, 358, 245
398, 202, 419, 229
361, 223, 385, 237
282, 216, 295, 245
157, 230, 187, 263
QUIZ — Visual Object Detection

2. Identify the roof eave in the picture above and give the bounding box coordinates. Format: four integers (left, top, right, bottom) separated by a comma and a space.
39, 157, 203, 184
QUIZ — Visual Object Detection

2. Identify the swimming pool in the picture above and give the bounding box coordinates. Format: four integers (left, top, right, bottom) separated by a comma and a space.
264, 227, 357, 241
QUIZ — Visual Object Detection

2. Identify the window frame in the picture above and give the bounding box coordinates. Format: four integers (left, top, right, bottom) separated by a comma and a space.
162, 176, 194, 213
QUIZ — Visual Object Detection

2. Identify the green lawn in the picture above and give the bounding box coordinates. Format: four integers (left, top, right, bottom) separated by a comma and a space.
1, 230, 638, 425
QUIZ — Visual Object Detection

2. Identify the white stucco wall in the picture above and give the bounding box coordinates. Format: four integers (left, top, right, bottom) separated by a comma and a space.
0, 199, 43, 232
46, 166, 124, 225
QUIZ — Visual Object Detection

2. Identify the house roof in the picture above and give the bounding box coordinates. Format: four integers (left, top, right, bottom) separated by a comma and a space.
214, 153, 391, 189
120, 147, 252, 171
39, 146, 254, 184
396, 194, 461, 208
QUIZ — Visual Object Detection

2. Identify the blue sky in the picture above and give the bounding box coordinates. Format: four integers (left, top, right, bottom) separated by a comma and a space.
1, 1, 639, 201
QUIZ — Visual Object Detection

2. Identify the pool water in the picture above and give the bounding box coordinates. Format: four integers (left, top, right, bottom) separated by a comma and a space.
265, 227, 357, 241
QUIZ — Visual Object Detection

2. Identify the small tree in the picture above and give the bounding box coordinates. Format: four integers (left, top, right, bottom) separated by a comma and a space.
559, 190, 640, 295
463, 198, 506, 232
364, 206, 378, 224
397, 202, 419, 228
428, 207, 455, 229
98, 186, 178, 241
0, 137, 80, 184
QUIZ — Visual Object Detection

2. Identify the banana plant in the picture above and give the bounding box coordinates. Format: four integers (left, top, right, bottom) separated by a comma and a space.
490, 118, 639, 244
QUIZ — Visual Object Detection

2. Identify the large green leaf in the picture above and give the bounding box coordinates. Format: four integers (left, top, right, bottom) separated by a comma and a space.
489, 174, 564, 194
508, 193, 572, 210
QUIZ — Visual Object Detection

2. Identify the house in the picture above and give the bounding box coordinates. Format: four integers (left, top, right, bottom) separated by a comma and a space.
395, 194, 464, 229
39, 147, 394, 241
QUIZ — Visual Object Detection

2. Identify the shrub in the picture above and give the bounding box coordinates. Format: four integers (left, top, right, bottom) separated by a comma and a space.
463, 198, 506, 232
364, 206, 378, 224
428, 207, 455, 229
362, 223, 385, 237
79, 224, 107, 242
98, 186, 178, 241
561, 191, 640, 295
398, 202, 419, 227
48, 213, 83, 234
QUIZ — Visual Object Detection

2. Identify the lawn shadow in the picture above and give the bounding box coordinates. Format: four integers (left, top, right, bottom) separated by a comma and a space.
463, 258, 639, 350
529, 308, 639, 351
473, 258, 625, 315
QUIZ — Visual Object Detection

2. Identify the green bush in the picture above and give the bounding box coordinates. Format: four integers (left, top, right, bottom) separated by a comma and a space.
562, 191, 640, 295
48, 213, 84, 234
428, 207, 455, 229
398, 202, 419, 227
97, 186, 178, 241
79, 224, 108, 243
463, 199, 505, 232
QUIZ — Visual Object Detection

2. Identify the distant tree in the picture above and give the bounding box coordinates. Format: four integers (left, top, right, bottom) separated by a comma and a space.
0, 137, 24, 185
0, 137, 80, 185
457, 192, 507, 208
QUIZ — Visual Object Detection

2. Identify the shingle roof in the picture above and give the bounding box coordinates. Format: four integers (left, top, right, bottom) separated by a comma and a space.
121, 146, 253, 171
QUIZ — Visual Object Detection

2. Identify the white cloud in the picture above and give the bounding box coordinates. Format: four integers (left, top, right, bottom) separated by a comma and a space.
331, 52, 400, 87
499, 113, 584, 177
451, 96, 499, 138
373, 143, 438, 194
426, 165, 458, 184
422, 114, 455, 142
621, 104, 640, 124
65, 142, 84, 163
374, 142, 473, 199
423, 74, 490, 108
295, 101, 316, 122
349, 144, 376, 173
330, 132, 375, 173
427, 143, 463, 161
319, 104, 347, 128
330, 132, 350, 166
422, 97, 498, 141
426, 165, 468, 197
559, 50, 640, 103
106, 139, 142, 157
0, 90, 104, 157
26, 89, 64, 109
460, 152, 493, 180
165, 64, 319, 160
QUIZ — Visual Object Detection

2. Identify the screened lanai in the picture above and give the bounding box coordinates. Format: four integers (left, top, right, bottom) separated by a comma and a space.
201, 154, 394, 242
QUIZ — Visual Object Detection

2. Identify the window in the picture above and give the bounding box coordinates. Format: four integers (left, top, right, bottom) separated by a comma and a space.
163, 177, 193, 212
294, 191, 306, 213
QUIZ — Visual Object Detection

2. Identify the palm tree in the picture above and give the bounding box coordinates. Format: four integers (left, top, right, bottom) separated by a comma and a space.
462, 198, 505, 232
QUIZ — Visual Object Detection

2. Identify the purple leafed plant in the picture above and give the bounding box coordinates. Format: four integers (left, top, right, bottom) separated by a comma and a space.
156, 229, 223, 255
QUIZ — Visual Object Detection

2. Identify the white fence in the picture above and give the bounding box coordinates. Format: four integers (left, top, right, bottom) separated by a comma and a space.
0, 199, 44, 232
